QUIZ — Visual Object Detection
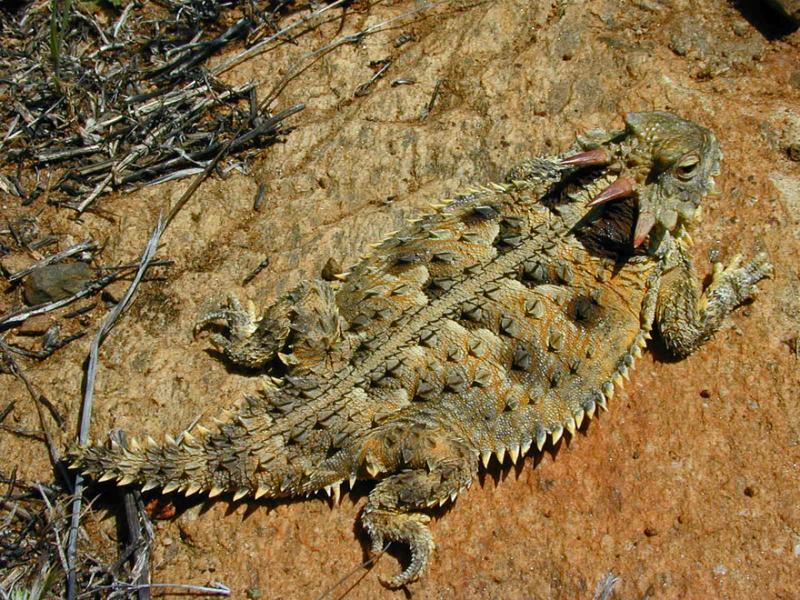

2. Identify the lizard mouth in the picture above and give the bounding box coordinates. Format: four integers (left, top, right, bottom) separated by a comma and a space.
560, 148, 709, 248
561, 165, 652, 247
586, 176, 704, 249
559, 149, 654, 248
587, 177, 654, 248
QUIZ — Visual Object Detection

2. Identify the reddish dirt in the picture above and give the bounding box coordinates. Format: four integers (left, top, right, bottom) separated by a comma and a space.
2, 1, 800, 598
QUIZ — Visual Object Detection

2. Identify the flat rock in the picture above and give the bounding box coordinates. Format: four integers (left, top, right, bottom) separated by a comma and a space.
22, 262, 94, 305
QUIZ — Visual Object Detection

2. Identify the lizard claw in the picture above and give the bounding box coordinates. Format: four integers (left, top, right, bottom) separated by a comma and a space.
736, 252, 774, 301
362, 509, 435, 589
710, 252, 773, 306
195, 294, 258, 338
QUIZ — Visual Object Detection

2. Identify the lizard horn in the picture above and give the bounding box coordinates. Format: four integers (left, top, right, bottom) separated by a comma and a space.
588, 176, 636, 207
560, 148, 610, 167
633, 211, 656, 248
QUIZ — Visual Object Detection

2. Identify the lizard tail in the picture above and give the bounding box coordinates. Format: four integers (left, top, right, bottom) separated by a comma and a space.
67, 429, 266, 499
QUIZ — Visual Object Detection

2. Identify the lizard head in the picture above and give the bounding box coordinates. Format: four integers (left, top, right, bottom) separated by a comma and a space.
562, 111, 721, 249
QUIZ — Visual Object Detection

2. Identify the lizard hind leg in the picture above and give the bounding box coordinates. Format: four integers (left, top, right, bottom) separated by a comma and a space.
360, 443, 476, 588
362, 498, 434, 589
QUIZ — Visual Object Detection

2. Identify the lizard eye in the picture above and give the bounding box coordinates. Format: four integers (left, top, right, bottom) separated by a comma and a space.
675, 155, 700, 181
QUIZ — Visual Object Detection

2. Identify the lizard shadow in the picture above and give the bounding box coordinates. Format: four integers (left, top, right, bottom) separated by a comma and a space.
646, 330, 680, 365
72, 415, 599, 597
476, 416, 601, 492
200, 346, 286, 378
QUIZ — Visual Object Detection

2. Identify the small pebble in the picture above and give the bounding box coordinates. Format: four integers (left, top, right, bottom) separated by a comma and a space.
0, 253, 34, 277
16, 315, 52, 336
102, 280, 130, 304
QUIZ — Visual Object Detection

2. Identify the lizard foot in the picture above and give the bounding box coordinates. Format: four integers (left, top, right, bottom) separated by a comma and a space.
362, 508, 434, 589
194, 293, 288, 369
357, 445, 475, 588
709, 251, 774, 305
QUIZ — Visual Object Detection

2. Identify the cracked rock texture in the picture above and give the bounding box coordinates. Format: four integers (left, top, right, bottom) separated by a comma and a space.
2, 0, 799, 598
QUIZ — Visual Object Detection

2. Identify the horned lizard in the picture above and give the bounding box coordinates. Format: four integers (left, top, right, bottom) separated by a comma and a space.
69, 112, 772, 588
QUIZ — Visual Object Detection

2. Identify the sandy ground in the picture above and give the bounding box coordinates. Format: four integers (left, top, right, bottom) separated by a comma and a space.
2, 0, 800, 598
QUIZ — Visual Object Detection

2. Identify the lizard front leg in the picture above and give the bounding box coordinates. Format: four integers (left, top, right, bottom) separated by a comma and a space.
195, 279, 343, 371
655, 240, 772, 358
195, 292, 292, 369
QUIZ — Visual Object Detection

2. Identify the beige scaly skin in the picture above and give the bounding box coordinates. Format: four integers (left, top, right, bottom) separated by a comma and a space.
69, 112, 772, 588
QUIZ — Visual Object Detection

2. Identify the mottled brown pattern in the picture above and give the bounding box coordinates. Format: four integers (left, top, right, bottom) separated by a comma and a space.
69, 112, 771, 588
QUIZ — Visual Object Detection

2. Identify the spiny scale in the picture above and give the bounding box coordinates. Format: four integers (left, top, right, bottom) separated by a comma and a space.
68, 112, 772, 589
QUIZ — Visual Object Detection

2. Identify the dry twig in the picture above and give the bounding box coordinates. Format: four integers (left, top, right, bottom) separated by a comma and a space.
66, 216, 166, 600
